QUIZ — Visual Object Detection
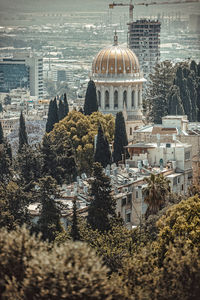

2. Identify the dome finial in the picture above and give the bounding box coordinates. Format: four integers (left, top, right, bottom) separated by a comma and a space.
113, 30, 118, 46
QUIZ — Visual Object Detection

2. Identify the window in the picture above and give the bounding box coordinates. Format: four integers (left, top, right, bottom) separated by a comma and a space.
136, 191, 138, 198
182, 184, 184, 191
138, 90, 141, 106
130, 127, 132, 135
97, 90, 101, 107
131, 90, 135, 107
114, 90, 118, 108
105, 91, 109, 108
185, 151, 190, 160
173, 177, 177, 185
122, 198, 126, 206
123, 90, 127, 108
127, 194, 132, 204
126, 213, 131, 223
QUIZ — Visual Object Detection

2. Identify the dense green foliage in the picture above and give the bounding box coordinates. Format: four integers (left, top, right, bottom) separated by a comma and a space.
0, 227, 126, 299
0, 121, 4, 144
146, 60, 176, 123
18, 111, 28, 152
146, 60, 200, 123
87, 163, 116, 232
113, 112, 129, 164
143, 174, 170, 218
0, 182, 30, 230
70, 199, 80, 241
46, 98, 59, 133
33, 176, 63, 242
50, 110, 114, 174
84, 80, 98, 115
94, 124, 111, 168
41, 131, 77, 185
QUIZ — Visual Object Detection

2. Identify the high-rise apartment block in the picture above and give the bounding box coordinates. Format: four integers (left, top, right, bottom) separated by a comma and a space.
0, 53, 43, 99
129, 19, 161, 78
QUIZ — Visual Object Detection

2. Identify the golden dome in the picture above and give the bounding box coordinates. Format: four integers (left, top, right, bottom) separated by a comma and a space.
92, 34, 140, 76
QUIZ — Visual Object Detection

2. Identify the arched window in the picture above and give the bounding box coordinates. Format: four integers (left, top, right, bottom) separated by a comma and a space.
97, 90, 101, 107
130, 127, 132, 135
114, 90, 118, 109
131, 90, 135, 107
123, 90, 127, 108
105, 90, 109, 108
138, 90, 141, 106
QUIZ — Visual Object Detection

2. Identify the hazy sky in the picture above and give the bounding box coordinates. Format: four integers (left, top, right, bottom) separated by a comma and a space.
0, 0, 199, 20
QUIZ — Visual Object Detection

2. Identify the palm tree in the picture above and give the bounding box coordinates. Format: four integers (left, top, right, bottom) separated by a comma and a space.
143, 173, 170, 218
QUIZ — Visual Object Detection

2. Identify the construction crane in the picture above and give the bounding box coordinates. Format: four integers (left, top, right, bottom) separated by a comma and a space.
109, 0, 200, 24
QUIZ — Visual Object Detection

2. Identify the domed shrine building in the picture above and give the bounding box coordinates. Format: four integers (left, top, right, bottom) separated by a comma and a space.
91, 32, 146, 138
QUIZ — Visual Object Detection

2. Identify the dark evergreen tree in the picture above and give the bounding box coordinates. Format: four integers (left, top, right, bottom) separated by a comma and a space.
0, 103, 3, 113
0, 121, 4, 144
16, 144, 42, 191
187, 73, 198, 121
174, 66, 192, 121
167, 86, 185, 116
58, 99, 65, 121
190, 60, 197, 74
87, 163, 116, 232
146, 61, 176, 123
0, 145, 12, 184
46, 98, 59, 133
70, 199, 80, 241
34, 176, 63, 242
18, 111, 28, 152
63, 93, 69, 117
41, 133, 77, 185
94, 124, 111, 168
0, 181, 30, 230
113, 112, 129, 164
84, 80, 98, 115
41, 134, 55, 177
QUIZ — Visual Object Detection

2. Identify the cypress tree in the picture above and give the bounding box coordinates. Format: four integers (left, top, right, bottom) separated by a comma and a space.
84, 80, 98, 115
187, 73, 198, 121
0, 145, 12, 183
16, 144, 42, 190
87, 163, 116, 232
0, 103, 3, 113
58, 99, 65, 121
41, 133, 77, 185
168, 86, 185, 116
113, 112, 129, 164
94, 124, 111, 168
70, 199, 80, 241
174, 67, 192, 121
46, 98, 59, 133
63, 93, 69, 117
0, 121, 4, 144
146, 61, 175, 123
190, 60, 197, 75
18, 111, 28, 153
35, 176, 63, 242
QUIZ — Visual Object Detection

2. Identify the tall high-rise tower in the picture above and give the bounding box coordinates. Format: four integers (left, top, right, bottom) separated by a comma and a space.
129, 19, 161, 78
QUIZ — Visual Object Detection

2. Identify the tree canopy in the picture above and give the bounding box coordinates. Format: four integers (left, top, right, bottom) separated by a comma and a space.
49, 110, 114, 174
